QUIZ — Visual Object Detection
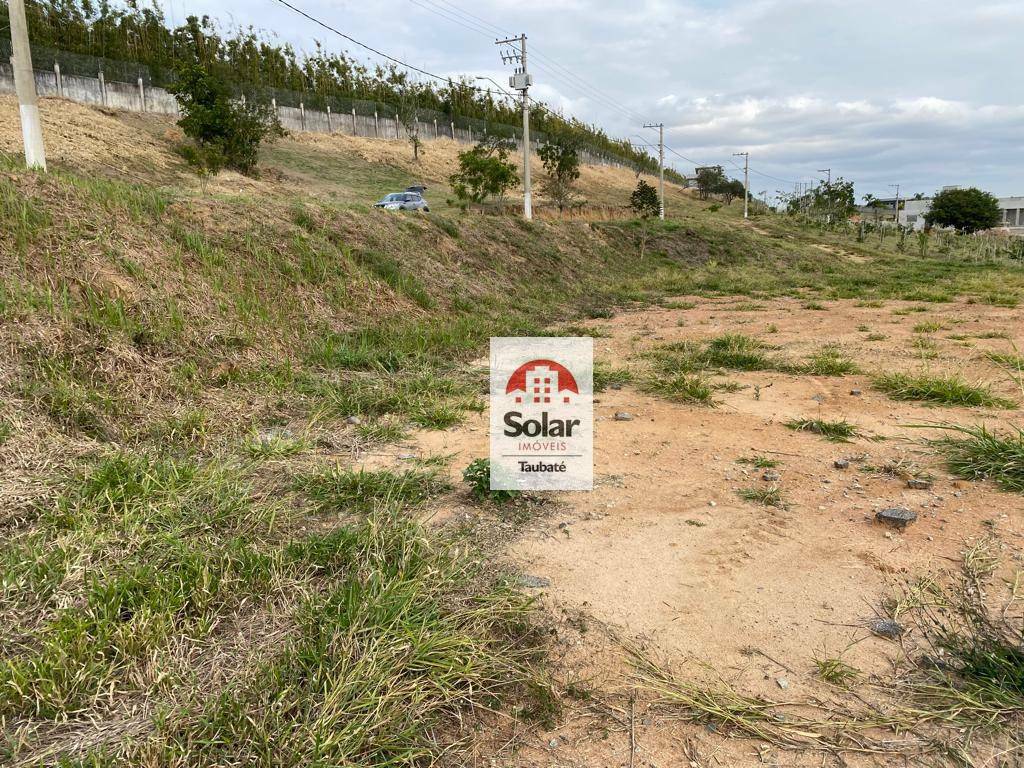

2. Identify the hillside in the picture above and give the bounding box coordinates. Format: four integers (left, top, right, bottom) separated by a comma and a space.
2, 95, 1024, 767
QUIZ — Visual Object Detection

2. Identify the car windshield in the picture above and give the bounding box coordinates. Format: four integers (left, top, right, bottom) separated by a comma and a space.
380, 193, 403, 202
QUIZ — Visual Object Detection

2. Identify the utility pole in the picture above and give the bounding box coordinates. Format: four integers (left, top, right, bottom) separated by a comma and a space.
643, 122, 664, 219
733, 151, 749, 219
817, 168, 832, 224
888, 183, 901, 225
9, 0, 47, 171
497, 35, 533, 220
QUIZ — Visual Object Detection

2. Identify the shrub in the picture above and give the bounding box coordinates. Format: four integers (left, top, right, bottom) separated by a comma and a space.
169, 64, 283, 177
449, 137, 520, 207
538, 135, 581, 212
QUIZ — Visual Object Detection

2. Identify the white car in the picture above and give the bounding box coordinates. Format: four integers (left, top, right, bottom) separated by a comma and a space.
374, 192, 430, 212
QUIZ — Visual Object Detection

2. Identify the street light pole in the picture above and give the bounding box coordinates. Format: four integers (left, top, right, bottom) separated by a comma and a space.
733, 151, 749, 219
643, 122, 665, 219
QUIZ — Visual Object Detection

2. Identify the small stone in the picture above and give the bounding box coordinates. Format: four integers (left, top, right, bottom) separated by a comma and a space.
850, 388, 862, 396
708, 500, 717, 508
907, 478, 933, 490
876, 507, 918, 530
517, 574, 551, 589
834, 458, 850, 469
762, 470, 781, 482
345, 415, 362, 425
610, 383, 623, 390
614, 412, 633, 421
868, 618, 905, 640
397, 453, 416, 460
548, 738, 559, 748
776, 677, 789, 689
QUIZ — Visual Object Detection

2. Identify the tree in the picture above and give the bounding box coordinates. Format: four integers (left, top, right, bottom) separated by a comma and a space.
168, 63, 282, 177
449, 136, 520, 207
629, 180, 661, 219
695, 166, 726, 200
396, 88, 423, 161
538, 135, 581, 213
924, 187, 1001, 233
720, 178, 745, 205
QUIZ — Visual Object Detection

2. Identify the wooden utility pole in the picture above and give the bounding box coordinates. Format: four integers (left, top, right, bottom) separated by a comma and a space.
643, 122, 664, 219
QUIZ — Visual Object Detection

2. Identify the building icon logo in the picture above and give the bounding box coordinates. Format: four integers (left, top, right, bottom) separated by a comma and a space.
505, 359, 579, 405
490, 338, 593, 492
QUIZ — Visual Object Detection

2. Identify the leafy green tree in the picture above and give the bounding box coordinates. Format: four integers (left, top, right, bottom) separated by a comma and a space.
538, 135, 581, 212
449, 136, 520, 207
924, 188, 1001, 233
629, 180, 661, 219
169, 64, 282, 177
695, 166, 726, 200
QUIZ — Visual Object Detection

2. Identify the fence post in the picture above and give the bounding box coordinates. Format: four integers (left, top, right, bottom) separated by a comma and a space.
54, 62, 62, 98
351, 108, 356, 135
137, 77, 145, 112
374, 111, 379, 138
326, 105, 332, 132
450, 121, 455, 140
433, 118, 438, 138
469, 125, 473, 142
395, 114, 400, 139
98, 70, 106, 107
299, 102, 305, 131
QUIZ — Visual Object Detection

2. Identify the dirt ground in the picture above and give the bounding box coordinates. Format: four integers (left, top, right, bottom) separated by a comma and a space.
392, 296, 1023, 766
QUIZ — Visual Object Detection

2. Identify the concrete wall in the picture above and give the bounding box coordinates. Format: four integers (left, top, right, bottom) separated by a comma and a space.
0, 60, 636, 171
900, 196, 1024, 233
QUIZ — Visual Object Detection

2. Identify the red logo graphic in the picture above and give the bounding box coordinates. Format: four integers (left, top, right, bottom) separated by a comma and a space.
505, 359, 579, 405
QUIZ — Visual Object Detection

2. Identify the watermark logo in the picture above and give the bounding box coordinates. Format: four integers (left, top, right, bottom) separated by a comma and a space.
490, 337, 593, 491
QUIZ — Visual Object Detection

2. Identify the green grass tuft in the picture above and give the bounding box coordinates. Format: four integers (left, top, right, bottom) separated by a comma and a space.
737, 485, 785, 508
296, 467, 449, 513
928, 424, 1024, 492
802, 345, 858, 376
873, 372, 1016, 408
641, 373, 715, 406
785, 418, 860, 442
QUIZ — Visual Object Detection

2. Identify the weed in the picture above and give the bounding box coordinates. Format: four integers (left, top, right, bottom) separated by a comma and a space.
813, 656, 860, 686
243, 429, 309, 458
865, 333, 889, 341
593, 362, 632, 392
738, 485, 785, 508
463, 458, 520, 503
663, 300, 697, 310
297, 466, 448, 513
803, 345, 858, 376
641, 373, 715, 406
802, 301, 826, 310
785, 418, 859, 442
873, 372, 1016, 408
355, 419, 409, 444
927, 424, 1024, 492
736, 455, 780, 469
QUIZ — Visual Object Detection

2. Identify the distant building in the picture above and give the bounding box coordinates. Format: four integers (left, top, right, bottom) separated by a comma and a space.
898, 194, 1024, 234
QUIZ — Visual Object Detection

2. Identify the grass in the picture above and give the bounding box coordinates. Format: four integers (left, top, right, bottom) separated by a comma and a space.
802, 345, 858, 376
737, 455, 780, 469
873, 372, 1016, 408
463, 458, 520, 503
296, 467, 449, 513
738, 485, 785, 508
913, 320, 948, 333
641, 373, 715, 406
158, 506, 548, 766
593, 361, 633, 392
243, 428, 309, 458
927, 424, 1024, 492
648, 333, 789, 375
813, 655, 860, 686
785, 418, 860, 442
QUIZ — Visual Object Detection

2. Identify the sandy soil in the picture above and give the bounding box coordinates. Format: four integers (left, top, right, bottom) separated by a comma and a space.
399, 296, 1024, 766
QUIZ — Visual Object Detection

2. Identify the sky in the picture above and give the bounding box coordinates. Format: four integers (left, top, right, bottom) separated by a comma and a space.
172, 0, 1024, 200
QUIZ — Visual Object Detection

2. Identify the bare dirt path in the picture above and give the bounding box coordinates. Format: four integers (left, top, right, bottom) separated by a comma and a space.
395, 296, 1024, 766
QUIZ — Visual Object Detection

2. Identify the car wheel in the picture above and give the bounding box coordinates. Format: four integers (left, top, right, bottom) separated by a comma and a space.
423, 207, 430, 212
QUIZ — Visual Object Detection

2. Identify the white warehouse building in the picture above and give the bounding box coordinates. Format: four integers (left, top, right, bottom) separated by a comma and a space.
899, 194, 1024, 234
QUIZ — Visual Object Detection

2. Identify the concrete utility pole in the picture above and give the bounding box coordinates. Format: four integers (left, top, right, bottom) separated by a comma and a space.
817, 168, 832, 223
643, 122, 665, 219
733, 151, 749, 219
9, 0, 47, 170
497, 35, 533, 220
888, 183, 901, 224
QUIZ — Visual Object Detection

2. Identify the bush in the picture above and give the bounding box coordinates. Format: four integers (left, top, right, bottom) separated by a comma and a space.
169, 64, 283, 177
449, 137, 520, 207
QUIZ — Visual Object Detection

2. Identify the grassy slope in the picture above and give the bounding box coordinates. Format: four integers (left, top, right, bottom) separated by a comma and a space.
2, 100, 1024, 765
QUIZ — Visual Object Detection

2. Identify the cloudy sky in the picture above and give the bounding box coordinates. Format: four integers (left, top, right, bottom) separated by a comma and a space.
175, 0, 1023, 199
